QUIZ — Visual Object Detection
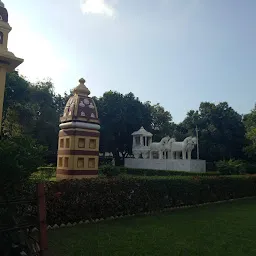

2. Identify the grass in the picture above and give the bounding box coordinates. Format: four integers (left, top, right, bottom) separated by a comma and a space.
48, 198, 256, 256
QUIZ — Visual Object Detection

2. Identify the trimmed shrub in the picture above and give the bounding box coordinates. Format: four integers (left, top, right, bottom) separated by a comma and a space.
126, 168, 145, 176
119, 166, 128, 174
45, 175, 256, 225
37, 167, 56, 179
100, 165, 120, 177
99, 157, 113, 166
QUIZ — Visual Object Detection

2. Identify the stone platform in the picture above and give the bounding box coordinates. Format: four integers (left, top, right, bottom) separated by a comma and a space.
124, 158, 206, 173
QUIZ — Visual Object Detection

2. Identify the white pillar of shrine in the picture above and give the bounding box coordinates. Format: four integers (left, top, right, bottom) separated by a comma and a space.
132, 136, 136, 148
140, 135, 143, 146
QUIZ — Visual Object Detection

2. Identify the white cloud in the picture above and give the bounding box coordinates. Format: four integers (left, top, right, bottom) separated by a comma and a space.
80, 0, 115, 17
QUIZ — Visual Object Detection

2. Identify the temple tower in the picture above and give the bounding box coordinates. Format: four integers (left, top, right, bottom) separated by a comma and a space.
0, 1, 23, 132
56, 78, 100, 180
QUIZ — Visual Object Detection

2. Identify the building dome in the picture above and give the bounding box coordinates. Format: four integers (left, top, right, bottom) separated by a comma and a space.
60, 78, 99, 125
131, 126, 152, 137
0, 1, 8, 22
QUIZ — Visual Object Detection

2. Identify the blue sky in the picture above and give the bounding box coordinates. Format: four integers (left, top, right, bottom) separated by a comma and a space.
6, 0, 256, 123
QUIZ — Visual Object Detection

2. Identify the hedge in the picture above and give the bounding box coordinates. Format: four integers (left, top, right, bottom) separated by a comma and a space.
44, 175, 256, 225
36, 167, 56, 179
125, 168, 221, 177
99, 157, 113, 166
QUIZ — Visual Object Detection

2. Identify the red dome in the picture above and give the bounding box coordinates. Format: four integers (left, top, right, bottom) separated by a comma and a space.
60, 79, 99, 125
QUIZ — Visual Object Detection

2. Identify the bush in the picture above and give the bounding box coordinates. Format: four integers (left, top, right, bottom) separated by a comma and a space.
44, 175, 256, 225
126, 168, 145, 176
100, 165, 120, 177
126, 168, 220, 177
245, 164, 256, 174
216, 160, 246, 175
0, 135, 46, 194
0, 181, 38, 255
206, 162, 216, 172
99, 157, 113, 166
37, 166, 56, 179
119, 166, 128, 174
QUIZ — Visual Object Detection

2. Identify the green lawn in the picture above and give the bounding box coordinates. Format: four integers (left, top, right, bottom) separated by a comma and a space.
48, 198, 256, 256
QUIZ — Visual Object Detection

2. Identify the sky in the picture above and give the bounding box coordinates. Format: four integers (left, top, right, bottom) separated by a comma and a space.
5, 0, 256, 123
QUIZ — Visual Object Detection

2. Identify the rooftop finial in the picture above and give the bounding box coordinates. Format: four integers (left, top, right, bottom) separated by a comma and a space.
79, 78, 85, 84
0, 1, 5, 8
73, 78, 91, 96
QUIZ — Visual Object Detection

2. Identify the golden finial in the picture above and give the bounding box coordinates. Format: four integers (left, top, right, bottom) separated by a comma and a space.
73, 78, 91, 96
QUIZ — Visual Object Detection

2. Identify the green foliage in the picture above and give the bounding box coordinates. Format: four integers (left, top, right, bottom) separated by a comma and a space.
45, 176, 256, 225
1, 72, 51, 255
95, 92, 174, 164
216, 159, 246, 175
244, 164, 256, 174
0, 135, 46, 192
206, 162, 216, 172
175, 102, 246, 162
126, 168, 145, 176
94, 91, 152, 164
0, 182, 39, 256
35, 166, 56, 180
2, 72, 70, 164
99, 157, 113, 166
145, 102, 174, 141
100, 165, 121, 177
216, 159, 256, 175
2, 71, 256, 168
243, 106, 256, 160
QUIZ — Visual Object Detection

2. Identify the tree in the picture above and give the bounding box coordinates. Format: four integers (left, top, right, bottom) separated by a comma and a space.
1, 71, 249, 166
243, 105, 256, 160
2, 72, 69, 163
145, 102, 174, 141
3, 72, 31, 117
95, 92, 175, 164
29, 80, 64, 162
2, 72, 35, 137
95, 91, 152, 164
175, 102, 245, 162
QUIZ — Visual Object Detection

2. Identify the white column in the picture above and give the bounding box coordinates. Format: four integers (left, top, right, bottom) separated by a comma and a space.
132, 136, 136, 148
140, 135, 143, 146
